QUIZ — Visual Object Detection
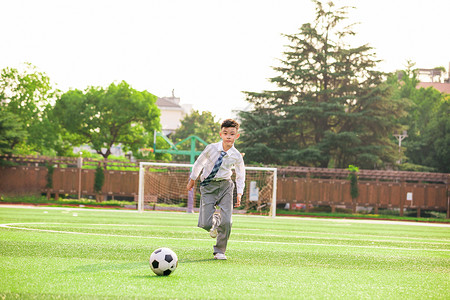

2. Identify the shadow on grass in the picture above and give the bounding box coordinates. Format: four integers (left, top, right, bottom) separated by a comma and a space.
66, 259, 217, 278
66, 262, 145, 273
68, 263, 180, 279
133, 259, 218, 279
133, 274, 174, 279
178, 258, 216, 263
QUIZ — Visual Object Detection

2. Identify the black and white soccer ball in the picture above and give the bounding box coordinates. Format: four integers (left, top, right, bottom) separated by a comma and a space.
149, 247, 178, 276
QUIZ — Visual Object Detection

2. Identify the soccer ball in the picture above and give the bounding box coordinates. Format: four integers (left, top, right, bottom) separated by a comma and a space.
149, 247, 178, 276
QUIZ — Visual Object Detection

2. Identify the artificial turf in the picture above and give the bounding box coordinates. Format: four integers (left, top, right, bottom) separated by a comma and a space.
0, 206, 449, 299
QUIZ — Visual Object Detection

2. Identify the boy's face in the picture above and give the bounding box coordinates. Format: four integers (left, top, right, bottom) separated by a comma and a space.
220, 126, 240, 148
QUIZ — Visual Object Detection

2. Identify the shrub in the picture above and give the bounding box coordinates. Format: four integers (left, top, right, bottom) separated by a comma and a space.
347, 165, 359, 199
46, 163, 54, 189
94, 165, 104, 194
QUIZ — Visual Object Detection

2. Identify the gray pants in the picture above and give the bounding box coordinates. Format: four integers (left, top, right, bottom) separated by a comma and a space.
198, 180, 234, 254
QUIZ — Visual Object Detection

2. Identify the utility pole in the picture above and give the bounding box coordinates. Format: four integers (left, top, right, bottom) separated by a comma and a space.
393, 131, 408, 164
77, 152, 83, 199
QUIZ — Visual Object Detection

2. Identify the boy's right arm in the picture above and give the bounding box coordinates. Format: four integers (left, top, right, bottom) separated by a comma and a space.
186, 179, 195, 191
186, 144, 211, 191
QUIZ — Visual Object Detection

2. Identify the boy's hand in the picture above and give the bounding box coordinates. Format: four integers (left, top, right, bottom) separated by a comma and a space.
186, 179, 195, 191
234, 194, 242, 208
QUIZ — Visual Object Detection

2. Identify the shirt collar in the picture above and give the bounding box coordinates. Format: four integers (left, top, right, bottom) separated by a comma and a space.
216, 142, 234, 155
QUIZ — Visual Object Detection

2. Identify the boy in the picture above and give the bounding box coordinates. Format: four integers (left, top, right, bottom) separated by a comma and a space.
186, 119, 245, 260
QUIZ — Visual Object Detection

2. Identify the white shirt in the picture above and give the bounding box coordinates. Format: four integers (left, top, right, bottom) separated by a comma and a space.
190, 141, 245, 194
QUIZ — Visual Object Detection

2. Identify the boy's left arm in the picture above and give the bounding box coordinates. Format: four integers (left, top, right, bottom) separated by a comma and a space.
235, 194, 242, 208
234, 157, 245, 208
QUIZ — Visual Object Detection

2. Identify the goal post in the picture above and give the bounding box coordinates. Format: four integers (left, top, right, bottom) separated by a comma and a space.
138, 162, 278, 218
138, 162, 193, 213
244, 166, 278, 218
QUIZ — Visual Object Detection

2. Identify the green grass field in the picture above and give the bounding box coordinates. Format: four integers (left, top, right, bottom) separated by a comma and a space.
0, 206, 449, 299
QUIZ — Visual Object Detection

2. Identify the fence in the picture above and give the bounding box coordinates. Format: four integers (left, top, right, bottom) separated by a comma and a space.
0, 155, 448, 217
277, 177, 448, 215
0, 165, 139, 200
0, 154, 140, 200
277, 167, 449, 217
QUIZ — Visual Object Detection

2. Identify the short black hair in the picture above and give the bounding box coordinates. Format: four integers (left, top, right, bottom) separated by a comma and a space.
221, 119, 240, 130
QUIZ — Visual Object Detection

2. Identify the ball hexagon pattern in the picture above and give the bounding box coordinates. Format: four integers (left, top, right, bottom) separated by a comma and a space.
149, 247, 178, 276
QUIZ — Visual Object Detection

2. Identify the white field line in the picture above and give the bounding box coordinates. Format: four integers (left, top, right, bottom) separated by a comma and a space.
0, 204, 186, 215
11, 222, 450, 245
233, 215, 450, 228
2, 204, 450, 228
234, 228, 450, 242
1, 223, 449, 252
6, 222, 450, 243
234, 232, 450, 246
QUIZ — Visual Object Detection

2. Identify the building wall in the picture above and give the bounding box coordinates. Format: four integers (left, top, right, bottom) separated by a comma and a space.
159, 108, 185, 135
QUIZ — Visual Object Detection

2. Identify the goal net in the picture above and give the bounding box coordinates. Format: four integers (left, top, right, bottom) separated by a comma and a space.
138, 162, 278, 217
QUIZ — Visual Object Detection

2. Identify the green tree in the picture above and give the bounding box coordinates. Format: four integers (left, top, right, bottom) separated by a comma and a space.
0, 110, 27, 154
239, 1, 407, 169
54, 81, 160, 159
0, 63, 66, 155
170, 110, 220, 161
391, 66, 449, 173
422, 95, 449, 173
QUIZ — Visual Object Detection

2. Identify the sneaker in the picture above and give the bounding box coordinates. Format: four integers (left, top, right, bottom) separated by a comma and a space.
209, 213, 220, 238
214, 253, 227, 260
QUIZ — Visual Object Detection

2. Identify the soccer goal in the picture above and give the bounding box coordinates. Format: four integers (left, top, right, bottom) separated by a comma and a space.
138, 162, 278, 217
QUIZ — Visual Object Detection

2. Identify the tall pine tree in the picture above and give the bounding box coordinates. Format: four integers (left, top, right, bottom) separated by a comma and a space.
239, 1, 407, 169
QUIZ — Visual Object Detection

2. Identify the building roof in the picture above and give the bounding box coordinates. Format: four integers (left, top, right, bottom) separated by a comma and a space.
156, 97, 182, 108
417, 82, 450, 94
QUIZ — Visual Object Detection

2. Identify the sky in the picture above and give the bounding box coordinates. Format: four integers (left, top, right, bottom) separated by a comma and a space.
1, 0, 449, 122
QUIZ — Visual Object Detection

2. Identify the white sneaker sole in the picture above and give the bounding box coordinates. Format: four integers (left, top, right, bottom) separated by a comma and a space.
214, 254, 227, 260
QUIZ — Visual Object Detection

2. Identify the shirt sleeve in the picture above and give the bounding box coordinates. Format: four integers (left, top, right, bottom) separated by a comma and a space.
235, 154, 246, 195
190, 144, 211, 180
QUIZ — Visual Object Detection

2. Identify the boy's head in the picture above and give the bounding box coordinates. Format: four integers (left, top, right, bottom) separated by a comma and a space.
220, 119, 240, 149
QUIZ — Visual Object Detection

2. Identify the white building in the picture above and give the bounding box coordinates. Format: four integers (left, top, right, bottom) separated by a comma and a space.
156, 91, 192, 136
415, 62, 450, 94
415, 62, 450, 83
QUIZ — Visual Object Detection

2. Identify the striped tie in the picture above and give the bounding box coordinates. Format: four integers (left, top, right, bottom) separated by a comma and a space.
201, 151, 227, 186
